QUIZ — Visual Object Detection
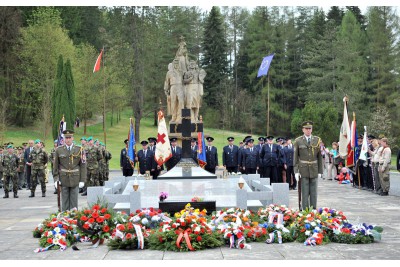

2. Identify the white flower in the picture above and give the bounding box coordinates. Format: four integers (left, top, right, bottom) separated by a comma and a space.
315, 226, 321, 232
310, 222, 316, 227
152, 215, 160, 222
130, 215, 140, 222
305, 230, 311, 236
47, 231, 53, 236
141, 218, 149, 226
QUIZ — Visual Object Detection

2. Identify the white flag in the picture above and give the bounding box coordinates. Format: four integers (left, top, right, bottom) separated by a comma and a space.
359, 126, 369, 161
155, 110, 172, 166
339, 97, 351, 157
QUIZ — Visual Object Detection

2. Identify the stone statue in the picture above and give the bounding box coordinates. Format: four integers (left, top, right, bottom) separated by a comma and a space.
183, 60, 206, 122
176, 36, 189, 74
164, 59, 184, 123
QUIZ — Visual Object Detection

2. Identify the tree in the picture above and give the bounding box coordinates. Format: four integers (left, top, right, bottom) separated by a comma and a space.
52, 55, 64, 140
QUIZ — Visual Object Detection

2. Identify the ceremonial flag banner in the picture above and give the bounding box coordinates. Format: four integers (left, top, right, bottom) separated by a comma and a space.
359, 126, 369, 161
197, 132, 207, 168
339, 97, 351, 157
93, 49, 103, 73
257, 53, 274, 78
127, 118, 136, 165
155, 110, 172, 166
57, 117, 66, 146
347, 114, 357, 167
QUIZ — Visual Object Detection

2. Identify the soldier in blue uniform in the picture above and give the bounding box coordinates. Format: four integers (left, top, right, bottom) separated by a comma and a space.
148, 137, 162, 179
136, 140, 156, 175
276, 137, 287, 183
284, 137, 296, 189
223, 137, 239, 173
205, 137, 218, 174
166, 138, 181, 171
238, 136, 251, 174
260, 136, 280, 183
190, 138, 198, 163
242, 138, 259, 174
255, 137, 265, 177
120, 139, 134, 177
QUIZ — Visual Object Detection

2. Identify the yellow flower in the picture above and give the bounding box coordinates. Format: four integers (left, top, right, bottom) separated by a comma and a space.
185, 203, 191, 209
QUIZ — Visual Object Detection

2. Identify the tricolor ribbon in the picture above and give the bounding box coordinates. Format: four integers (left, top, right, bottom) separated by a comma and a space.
229, 234, 235, 248
34, 244, 55, 253
265, 232, 275, 244
133, 224, 144, 249
176, 229, 194, 251
304, 237, 317, 246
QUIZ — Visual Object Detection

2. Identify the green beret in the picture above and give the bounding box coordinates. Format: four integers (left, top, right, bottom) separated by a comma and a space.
34, 139, 41, 144
7, 144, 14, 149
94, 139, 98, 143
87, 136, 93, 142
80, 136, 86, 141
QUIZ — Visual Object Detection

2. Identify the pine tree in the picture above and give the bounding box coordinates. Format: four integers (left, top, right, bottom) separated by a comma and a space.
52, 55, 63, 140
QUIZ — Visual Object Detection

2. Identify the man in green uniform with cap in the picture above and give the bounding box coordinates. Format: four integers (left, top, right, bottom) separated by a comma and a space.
16, 146, 25, 190
29, 139, 48, 197
49, 140, 58, 194
0, 146, 4, 189
2, 144, 19, 198
294, 121, 323, 210
81, 136, 103, 196
53, 130, 87, 211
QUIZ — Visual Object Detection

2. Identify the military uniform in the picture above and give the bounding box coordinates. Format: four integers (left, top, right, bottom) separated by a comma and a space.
223, 137, 239, 173
242, 140, 259, 174
260, 136, 280, 183
103, 146, 112, 182
29, 141, 48, 197
137, 141, 156, 175
120, 144, 134, 177
0, 147, 4, 189
205, 137, 218, 174
16, 148, 25, 190
166, 138, 181, 171
294, 121, 323, 210
283, 142, 296, 189
53, 130, 87, 211
2, 147, 19, 198
255, 138, 265, 177
149, 137, 162, 179
84, 142, 103, 191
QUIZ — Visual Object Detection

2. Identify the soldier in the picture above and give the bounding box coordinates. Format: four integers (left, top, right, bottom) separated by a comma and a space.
284, 137, 296, 190
120, 139, 134, 177
0, 146, 3, 189
29, 139, 48, 198
136, 141, 156, 175
16, 146, 25, 190
260, 136, 280, 183
378, 138, 391, 196
190, 138, 198, 163
242, 138, 259, 174
48, 140, 58, 194
369, 138, 382, 194
2, 144, 19, 198
275, 137, 287, 183
255, 137, 265, 177
53, 130, 86, 211
82, 136, 103, 196
166, 138, 181, 171
205, 137, 218, 174
294, 121, 323, 210
148, 137, 162, 179
24, 140, 34, 190
80, 137, 87, 147
103, 143, 112, 182
98, 142, 105, 186
223, 137, 239, 173
238, 136, 251, 174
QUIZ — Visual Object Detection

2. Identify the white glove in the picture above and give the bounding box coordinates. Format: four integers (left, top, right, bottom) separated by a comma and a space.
79, 182, 84, 188
295, 173, 300, 182
54, 181, 60, 189
318, 174, 322, 179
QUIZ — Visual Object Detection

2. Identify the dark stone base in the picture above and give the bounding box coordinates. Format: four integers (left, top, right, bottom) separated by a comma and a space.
159, 201, 216, 215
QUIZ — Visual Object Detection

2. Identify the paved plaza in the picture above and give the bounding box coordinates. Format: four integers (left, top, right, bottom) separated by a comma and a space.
0, 170, 399, 261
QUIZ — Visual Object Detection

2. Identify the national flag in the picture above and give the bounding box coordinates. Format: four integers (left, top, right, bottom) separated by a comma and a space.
346, 113, 357, 167
155, 110, 172, 166
127, 118, 136, 166
339, 97, 351, 158
57, 116, 66, 146
93, 49, 103, 73
257, 53, 274, 78
197, 131, 207, 168
359, 126, 369, 161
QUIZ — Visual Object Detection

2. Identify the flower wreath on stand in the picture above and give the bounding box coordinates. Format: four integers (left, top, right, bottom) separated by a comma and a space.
257, 204, 297, 244
75, 202, 116, 247
294, 207, 329, 245
108, 208, 172, 250
148, 203, 223, 251
211, 208, 254, 227
34, 209, 79, 253
216, 221, 252, 249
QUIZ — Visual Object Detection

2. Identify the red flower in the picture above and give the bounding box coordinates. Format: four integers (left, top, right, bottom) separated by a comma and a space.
101, 208, 107, 213
239, 243, 245, 249
227, 233, 232, 238
158, 236, 163, 242
83, 223, 90, 229
196, 235, 202, 242
47, 238, 53, 244
127, 222, 133, 230
63, 225, 68, 229
135, 209, 140, 213
84, 209, 91, 214
300, 228, 306, 233
96, 217, 104, 223
175, 230, 180, 235
247, 232, 253, 237
92, 204, 100, 210
104, 214, 111, 220
80, 216, 88, 221
88, 218, 95, 224
126, 233, 132, 239
117, 224, 125, 231
200, 228, 205, 233
237, 232, 243, 239
92, 212, 99, 219
283, 216, 290, 221
103, 225, 110, 232
44, 232, 48, 237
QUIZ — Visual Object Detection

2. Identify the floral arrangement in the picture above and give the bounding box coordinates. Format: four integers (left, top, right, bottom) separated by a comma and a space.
293, 207, 328, 244
330, 223, 383, 244
216, 221, 251, 249
191, 196, 204, 202
75, 202, 116, 244
129, 207, 172, 229
211, 208, 254, 227
257, 204, 298, 227
148, 203, 223, 251
108, 222, 150, 250
159, 191, 168, 202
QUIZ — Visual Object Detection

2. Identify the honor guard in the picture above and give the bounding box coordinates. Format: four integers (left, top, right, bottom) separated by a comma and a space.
205, 137, 218, 174
120, 139, 135, 177
242, 138, 259, 174
137, 140, 156, 175
223, 137, 239, 173
166, 138, 181, 171
2, 144, 19, 198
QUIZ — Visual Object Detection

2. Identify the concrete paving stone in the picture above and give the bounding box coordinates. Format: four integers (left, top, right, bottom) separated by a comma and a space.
104, 249, 165, 260
163, 248, 223, 260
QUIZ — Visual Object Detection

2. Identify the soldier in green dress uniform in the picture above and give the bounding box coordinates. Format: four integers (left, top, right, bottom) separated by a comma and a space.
294, 121, 323, 210
29, 139, 48, 197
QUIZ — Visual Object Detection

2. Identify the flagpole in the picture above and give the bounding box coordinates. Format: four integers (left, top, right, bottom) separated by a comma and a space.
267, 74, 270, 136
103, 46, 107, 147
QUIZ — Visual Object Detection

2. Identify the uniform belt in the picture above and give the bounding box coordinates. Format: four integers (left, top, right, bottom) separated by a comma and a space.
299, 160, 317, 164
60, 169, 79, 173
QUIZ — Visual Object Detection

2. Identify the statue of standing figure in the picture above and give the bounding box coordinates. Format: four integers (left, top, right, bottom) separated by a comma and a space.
164, 59, 184, 123
176, 36, 189, 74
183, 60, 206, 122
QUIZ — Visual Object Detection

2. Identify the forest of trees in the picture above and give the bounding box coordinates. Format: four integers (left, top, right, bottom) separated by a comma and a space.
0, 6, 399, 148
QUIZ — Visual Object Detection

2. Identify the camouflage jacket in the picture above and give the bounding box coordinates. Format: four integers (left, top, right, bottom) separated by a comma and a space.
49, 148, 56, 165
2, 153, 19, 176
85, 146, 103, 170
0, 153, 3, 172
16, 153, 25, 172
29, 148, 49, 170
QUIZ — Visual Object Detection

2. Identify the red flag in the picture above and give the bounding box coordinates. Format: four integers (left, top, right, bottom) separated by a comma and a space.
93, 49, 103, 73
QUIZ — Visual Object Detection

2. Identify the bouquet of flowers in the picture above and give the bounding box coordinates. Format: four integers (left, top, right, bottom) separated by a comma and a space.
191, 196, 204, 202
293, 207, 329, 244
211, 208, 254, 227
75, 202, 116, 245
33, 209, 78, 238
129, 207, 171, 229
330, 222, 383, 244
148, 203, 223, 251
216, 221, 251, 249
159, 192, 168, 202
108, 222, 151, 250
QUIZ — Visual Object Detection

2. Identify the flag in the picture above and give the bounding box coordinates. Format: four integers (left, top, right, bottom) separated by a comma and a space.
346, 113, 357, 167
359, 126, 369, 161
197, 131, 207, 168
127, 118, 136, 165
93, 49, 103, 73
339, 97, 351, 158
257, 53, 274, 78
155, 110, 172, 166
57, 116, 66, 146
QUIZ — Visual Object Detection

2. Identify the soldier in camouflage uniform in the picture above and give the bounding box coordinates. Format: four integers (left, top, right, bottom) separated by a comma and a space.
16, 146, 25, 190
49, 140, 58, 194
98, 142, 105, 186
102, 143, 112, 182
2, 144, 19, 198
0, 146, 4, 189
29, 139, 49, 197
81, 136, 103, 196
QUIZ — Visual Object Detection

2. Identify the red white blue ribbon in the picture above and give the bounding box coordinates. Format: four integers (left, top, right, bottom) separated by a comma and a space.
133, 224, 144, 249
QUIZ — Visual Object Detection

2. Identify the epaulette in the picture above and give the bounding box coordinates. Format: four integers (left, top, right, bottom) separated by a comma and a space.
295, 136, 302, 141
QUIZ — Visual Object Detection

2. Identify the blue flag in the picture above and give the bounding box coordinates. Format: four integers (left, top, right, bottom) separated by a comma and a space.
197, 132, 207, 168
127, 118, 136, 164
257, 53, 274, 78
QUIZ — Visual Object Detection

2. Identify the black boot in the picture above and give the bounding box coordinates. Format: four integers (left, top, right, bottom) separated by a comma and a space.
29, 191, 35, 198
42, 192, 46, 197
14, 192, 18, 198
3, 192, 9, 198
79, 188, 83, 193
81, 190, 87, 196
54, 189, 57, 194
